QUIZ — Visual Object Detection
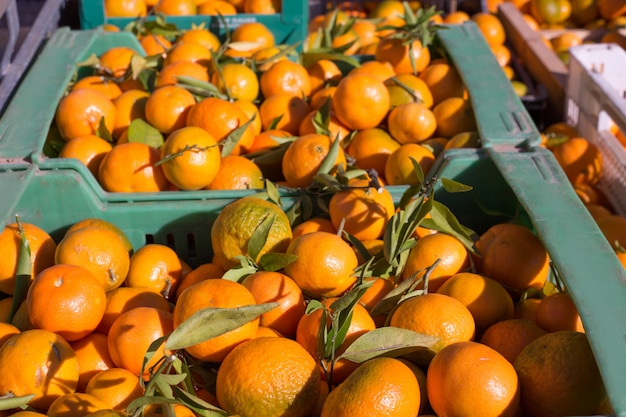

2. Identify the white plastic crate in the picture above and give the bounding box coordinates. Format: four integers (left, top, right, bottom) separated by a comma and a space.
566, 43, 626, 216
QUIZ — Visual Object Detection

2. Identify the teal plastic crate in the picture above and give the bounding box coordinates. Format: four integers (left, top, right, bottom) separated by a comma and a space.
2, 143, 626, 416
78, 0, 308, 46
0, 22, 540, 165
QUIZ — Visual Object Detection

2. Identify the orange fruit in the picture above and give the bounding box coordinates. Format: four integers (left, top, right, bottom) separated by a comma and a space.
96, 286, 171, 335
444, 10, 471, 23
296, 297, 376, 383
55, 89, 116, 141
550, 32, 583, 54
173, 278, 258, 362
70, 333, 115, 392
260, 59, 311, 98
59, 135, 113, 180
174, 262, 225, 300
385, 73, 434, 110
490, 43, 512, 67
388, 102, 437, 143
155, 61, 209, 88
241, 271, 306, 338
298, 110, 351, 142
514, 330, 606, 417
163, 41, 212, 68
514, 297, 542, 323
98, 46, 136, 78
176, 28, 221, 52
85, 367, 144, 411
233, 99, 263, 135
321, 357, 420, 417
198, 0, 238, 14
309, 86, 337, 110
427, 341, 520, 417
27, 264, 106, 342
125, 243, 183, 300
0, 329, 79, 412
596, 214, 626, 250
333, 73, 390, 130
216, 337, 320, 417
111, 89, 149, 138
348, 60, 396, 82
471, 12, 506, 45
141, 404, 195, 417
211, 62, 260, 102
352, 19, 379, 48
248, 128, 292, 153
375, 37, 431, 74
227, 22, 276, 58
206, 154, 264, 190
284, 231, 358, 298
0, 222, 56, 295
258, 93, 311, 134
47, 392, 109, 417
186, 97, 256, 155
390, 293, 476, 354
71, 75, 123, 101
587, 203, 613, 221
328, 177, 395, 241
291, 217, 336, 239
139, 33, 172, 56
159, 126, 221, 190
144, 85, 196, 135
331, 29, 362, 56
437, 272, 515, 331
307, 59, 342, 96
345, 127, 400, 177
251, 45, 289, 71
55, 226, 130, 292
433, 97, 477, 138
154, 0, 197, 15
107, 306, 173, 377
530, 0, 572, 23
535, 291, 585, 332
64, 218, 132, 256
476, 223, 550, 296
480, 318, 547, 363
418, 62, 467, 107
597, 0, 626, 20
384, 143, 436, 185
551, 137, 603, 185
401, 232, 470, 292
0, 297, 13, 323
104, 0, 147, 17
210, 197, 293, 270
281, 133, 347, 188
254, 325, 282, 338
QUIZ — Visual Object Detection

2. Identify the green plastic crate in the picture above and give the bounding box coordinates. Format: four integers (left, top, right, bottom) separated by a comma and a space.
2, 144, 626, 416
78, 0, 308, 46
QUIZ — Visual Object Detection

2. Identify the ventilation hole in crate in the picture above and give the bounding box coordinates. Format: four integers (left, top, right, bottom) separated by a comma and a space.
145, 234, 155, 244
187, 234, 197, 258
166, 233, 176, 251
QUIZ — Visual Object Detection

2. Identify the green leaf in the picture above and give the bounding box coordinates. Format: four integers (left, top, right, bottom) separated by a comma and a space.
128, 118, 164, 148
301, 52, 361, 70
165, 303, 278, 351
0, 394, 35, 411
316, 135, 341, 176
408, 156, 424, 186
305, 299, 324, 315
154, 374, 174, 398
440, 177, 473, 193
221, 113, 256, 157
337, 327, 439, 363
265, 180, 281, 206
247, 211, 275, 261
8, 217, 32, 323
222, 256, 258, 282
171, 385, 229, 415
422, 200, 478, 251
312, 98, 332, 137
259, 253, 298, 272
140, 334, 168, 378
369, 275, 422, 318
176, 76, 229, 100
96, 116, 114, 143
268, 114, 284, 131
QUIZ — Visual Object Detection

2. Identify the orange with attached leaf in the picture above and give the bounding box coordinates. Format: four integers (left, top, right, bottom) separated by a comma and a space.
55, 89, 116, 141
186, 97, 256, 155
159, 126, 221, 190
282, 133, 347, 188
